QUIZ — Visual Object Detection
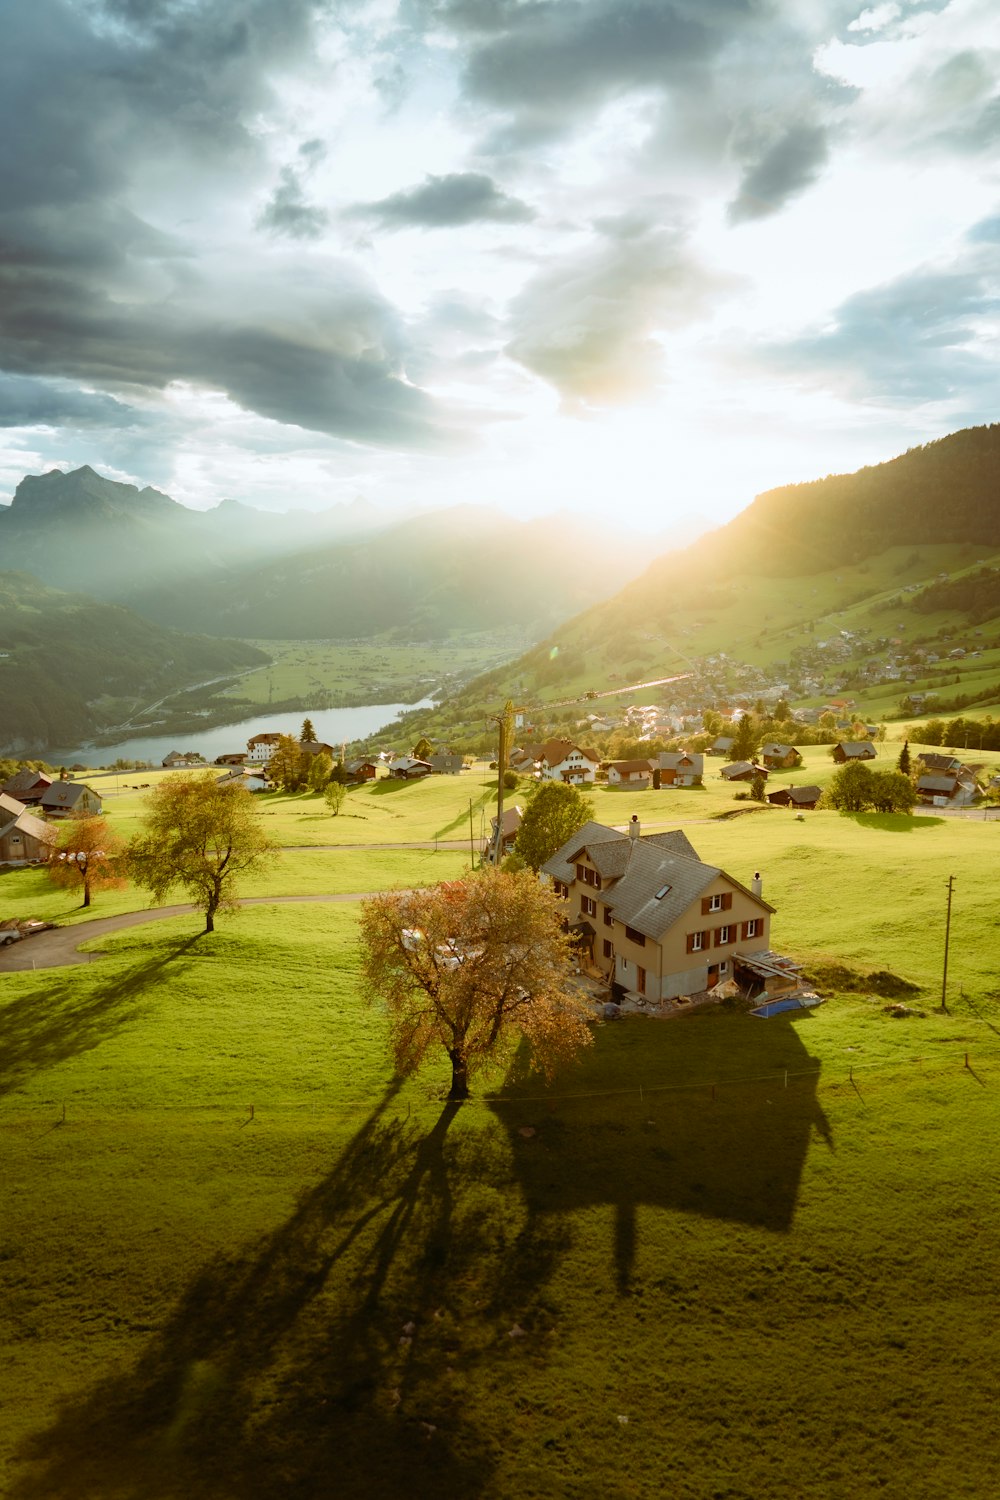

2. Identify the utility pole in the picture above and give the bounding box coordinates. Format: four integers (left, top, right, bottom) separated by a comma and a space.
940, 874, 955, 1013
468, 798, 475, 869
488, 699, 514, 867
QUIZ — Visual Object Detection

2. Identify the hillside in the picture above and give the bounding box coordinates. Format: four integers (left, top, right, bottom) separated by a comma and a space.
0, 468, 655, 640
387, 425, 1000, 741
0, 573, 267, 752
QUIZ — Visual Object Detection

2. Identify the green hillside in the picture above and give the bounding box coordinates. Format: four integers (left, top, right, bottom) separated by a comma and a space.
415, 426, 1000, 734
0, 573, 266, 752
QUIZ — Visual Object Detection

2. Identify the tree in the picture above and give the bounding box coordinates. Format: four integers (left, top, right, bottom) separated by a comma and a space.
359, 868, 593, 1100
324, 782, 347, 816
898, 740, 911, 775
308, 751, 333, 792
774, 698, 791, 722
513, 781, 594, 872
822, 761, 874, 812
868, 770, 918, 814
300, 718, 318, 744
269, 734, 309, 792
47, 814, 122, 908
728, 714, 760, 764
413, 736, 434, 761
750, 770, 767, 803
127, 773, 278, 933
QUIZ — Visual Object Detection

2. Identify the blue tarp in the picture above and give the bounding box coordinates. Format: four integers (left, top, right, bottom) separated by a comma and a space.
750, 996, 823, 1019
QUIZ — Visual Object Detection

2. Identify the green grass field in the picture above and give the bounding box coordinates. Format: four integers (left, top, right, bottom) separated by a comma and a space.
3, 778, 1000, 1497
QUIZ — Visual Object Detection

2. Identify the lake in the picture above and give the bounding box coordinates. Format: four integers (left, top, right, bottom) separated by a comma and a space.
49, 700, 435, 768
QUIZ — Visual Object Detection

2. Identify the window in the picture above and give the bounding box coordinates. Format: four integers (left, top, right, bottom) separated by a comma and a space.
624, 925, 645, 946
603, 905, 613, 927
636, 965, 646, 995
715, 925, 731, 946
689, 931, 704, 952
582, 895, 596, 917
708, 893, 723, 912
719, 960, 728, 975
701, 892, 733, 915
654, 884, 671, 900
744, 918, 759, 939
603, 939, 613, 960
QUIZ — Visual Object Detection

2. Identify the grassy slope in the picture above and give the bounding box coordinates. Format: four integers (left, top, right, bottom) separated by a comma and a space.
3, 771, 1000, 1497
2, 886, 998, 1499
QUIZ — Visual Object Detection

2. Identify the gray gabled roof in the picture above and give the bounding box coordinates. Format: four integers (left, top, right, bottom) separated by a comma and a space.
720, 760, 755, 778
836, 741, 876, 757
542, 822, 772, 942
659, 751, 703, 772
40, 782, 98, 810
917, 774, 957, 794
761, 742, 797, 758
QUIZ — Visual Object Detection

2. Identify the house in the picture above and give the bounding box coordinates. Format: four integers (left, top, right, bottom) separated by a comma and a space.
657, 751, 704, 788
832, 741, 877, 763
767, 785, 822, 809
214, 753, 247, 766
606, 759, 655, 789
537, 740, 600, 784
215, 769, 269, 793
760, 743, 802, 770
247, 733, 282, 764
388, 756, 433, 780
707, 736, 735, 757
720, 761, 768, 783
916, 772, 980, 808
0, 768, 53, 806
428, 752, 465, 776
542, 817, 774, 1002
161, 750, 204, 769
345, 759, 379, 783
299, 741, 336, 760
0, 793, 54, 865
483, 805, 523, 864
39, 782, 102, 818
917, 752, 962, 774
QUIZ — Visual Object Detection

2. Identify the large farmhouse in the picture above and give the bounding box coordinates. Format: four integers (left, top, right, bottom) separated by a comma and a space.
0, 792, 53, 865
542, 817, 774, 1003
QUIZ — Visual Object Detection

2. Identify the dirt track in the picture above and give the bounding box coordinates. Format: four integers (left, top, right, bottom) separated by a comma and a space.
0, 893, 381, 974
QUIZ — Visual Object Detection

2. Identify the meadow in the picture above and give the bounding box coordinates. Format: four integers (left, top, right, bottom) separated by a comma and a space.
2, 766, 1000, 1497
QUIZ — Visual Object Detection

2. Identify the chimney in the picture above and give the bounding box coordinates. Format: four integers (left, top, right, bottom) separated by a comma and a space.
751, 870, 763, 897
629, 814, 641, 840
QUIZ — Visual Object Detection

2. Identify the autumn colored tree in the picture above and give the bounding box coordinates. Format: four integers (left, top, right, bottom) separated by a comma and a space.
127, 773, 278, 933
47, 814, 122, 908
413, 736, 434, 761
269, 734, 309, 791
514, 781, 594, 872
359, 868, 593, 1100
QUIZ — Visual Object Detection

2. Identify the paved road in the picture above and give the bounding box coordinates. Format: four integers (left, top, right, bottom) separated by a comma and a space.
0, 893, 382, 974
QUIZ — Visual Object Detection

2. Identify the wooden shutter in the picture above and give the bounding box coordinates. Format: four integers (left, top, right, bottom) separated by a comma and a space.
686, 932, 696, 954
713, 927, 723, 947
700, 896, 712, 915
722, 892, 733, 911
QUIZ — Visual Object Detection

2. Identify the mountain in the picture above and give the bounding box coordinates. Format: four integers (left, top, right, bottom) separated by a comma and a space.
431, 424, 1000, 713
0, 468, 662, 639
0, 465, 388, 603
0, 572, 267, 753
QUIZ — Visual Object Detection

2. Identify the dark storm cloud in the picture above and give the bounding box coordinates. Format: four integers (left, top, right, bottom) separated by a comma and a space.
0, 0, 448, 449
357, 173, 534, 228
257, 167, 330, 239
0, 375, 147, 430
728, 124, 830, 222
505, 210, 732, 404
760, 262, 1000, 405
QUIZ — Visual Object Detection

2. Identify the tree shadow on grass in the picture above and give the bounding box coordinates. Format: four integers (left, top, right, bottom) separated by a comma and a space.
848, 812, 945, 832
10, 1084, 567, 1500
489, 1012, 833, 1292
0, 936, 202, 1098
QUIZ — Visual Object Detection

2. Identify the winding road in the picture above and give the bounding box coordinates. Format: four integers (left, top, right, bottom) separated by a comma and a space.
0, 893, 383, 973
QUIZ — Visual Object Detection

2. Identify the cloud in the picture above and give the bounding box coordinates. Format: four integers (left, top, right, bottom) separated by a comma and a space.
758, 255, 1000, 406
0, 375, 148, 430
0, 0, 449, 449
728, 123, 830, 222
356, 172, 534, 228
505, 211, 732, 404
258, 166, 329, 239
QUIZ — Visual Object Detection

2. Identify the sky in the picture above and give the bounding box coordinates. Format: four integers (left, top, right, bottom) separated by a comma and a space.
1, 0, 998, 531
